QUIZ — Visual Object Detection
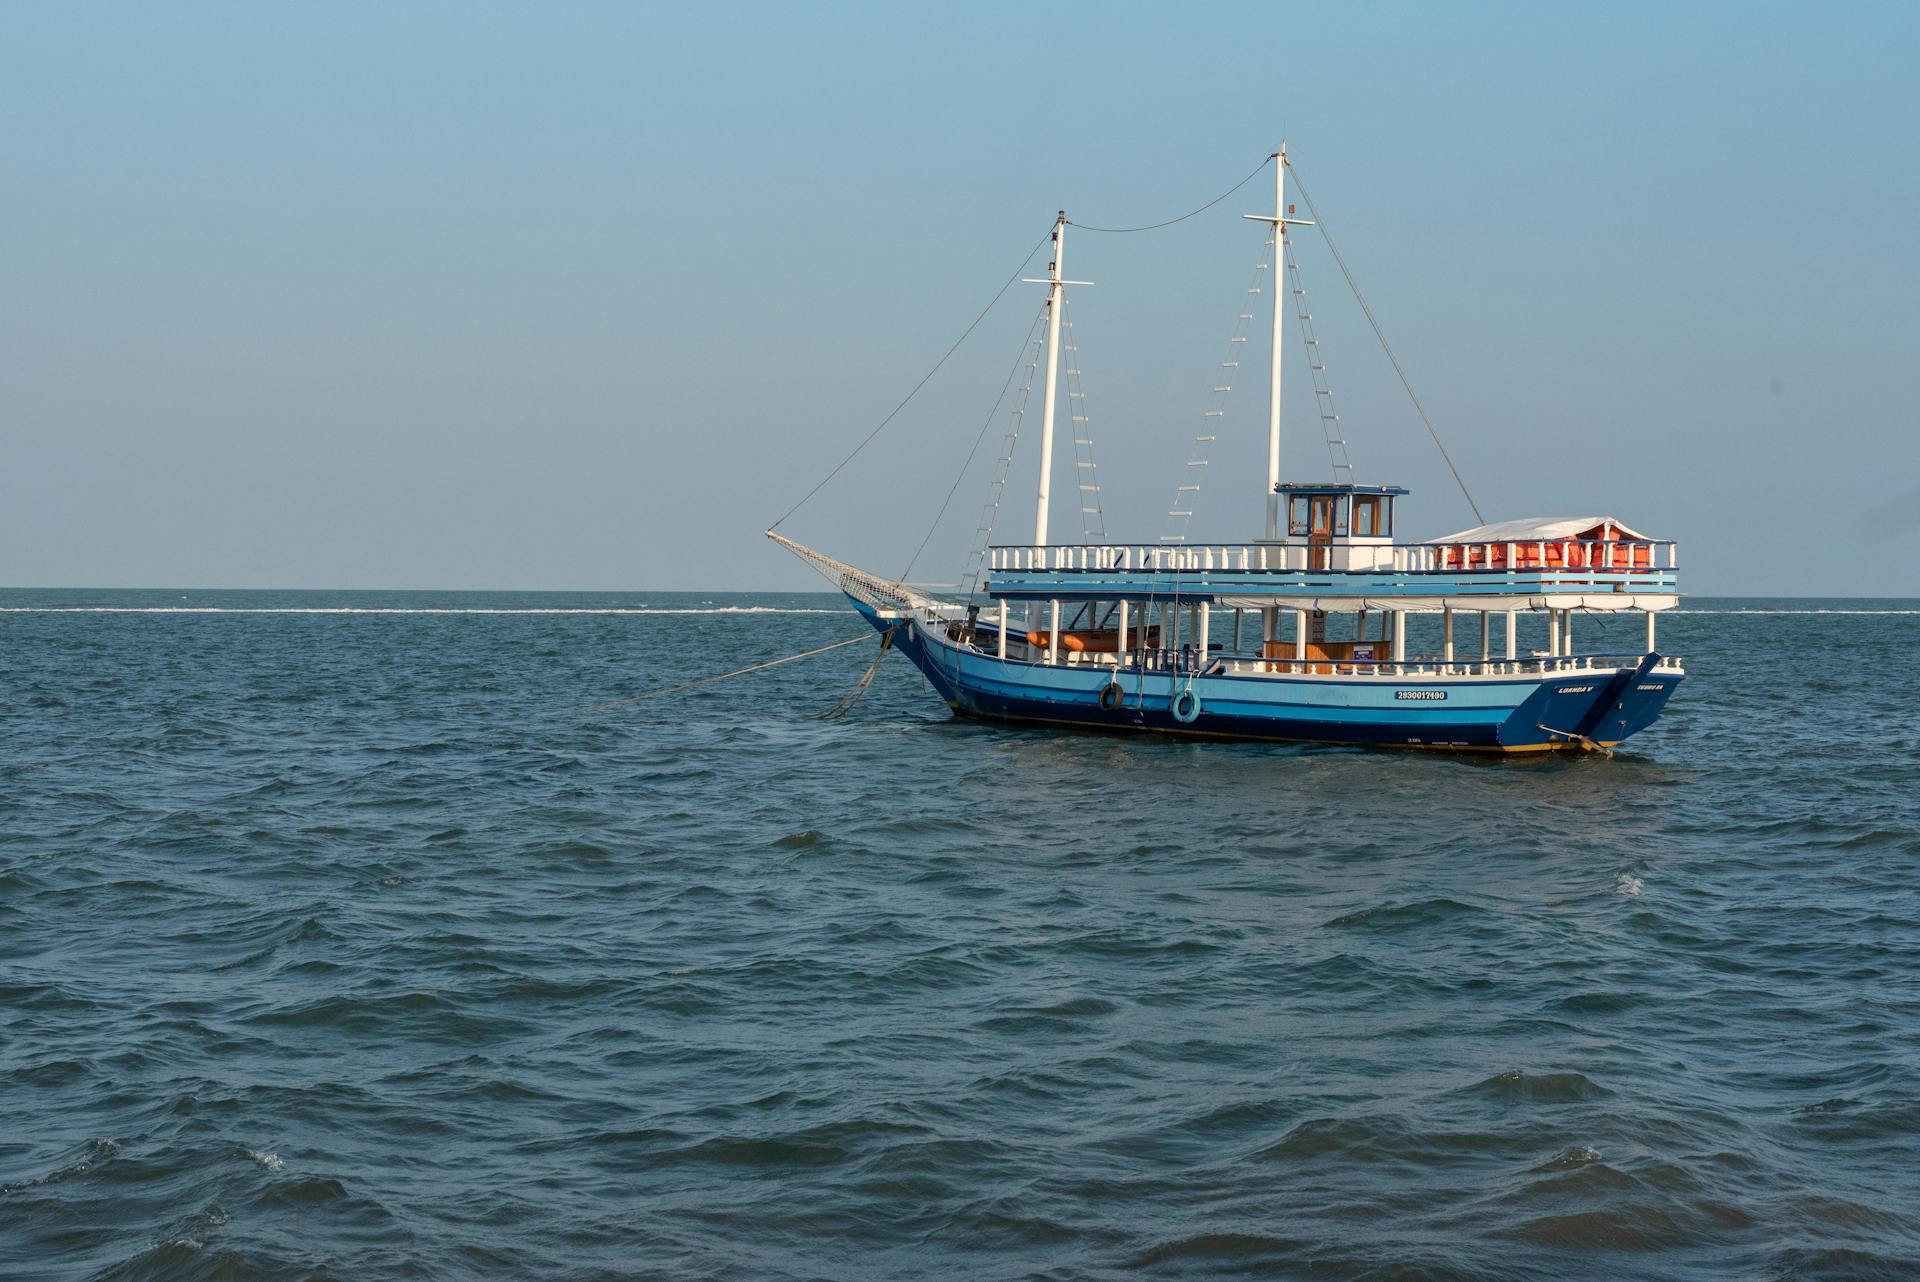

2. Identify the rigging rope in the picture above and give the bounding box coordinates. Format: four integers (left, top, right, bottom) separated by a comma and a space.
901, 304, 1048, 584
582, 632, 876, 714
1283, 237, 1356, 482
960, 316, 1047, 600
769, 227, 1053, 531
1160, 233, 1271, 546
818, 627, 897, 719
1071, 156, 1273, 234
1286, 161, 1485, 524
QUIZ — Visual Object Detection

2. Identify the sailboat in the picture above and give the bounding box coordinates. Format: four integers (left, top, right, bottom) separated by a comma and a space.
771, 146, 1683, 753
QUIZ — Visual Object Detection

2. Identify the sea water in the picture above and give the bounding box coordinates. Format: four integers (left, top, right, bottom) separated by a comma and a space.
2, 591, 1916, 1280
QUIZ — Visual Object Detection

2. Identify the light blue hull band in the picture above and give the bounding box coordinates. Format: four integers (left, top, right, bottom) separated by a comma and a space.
848, 599, 1679, 752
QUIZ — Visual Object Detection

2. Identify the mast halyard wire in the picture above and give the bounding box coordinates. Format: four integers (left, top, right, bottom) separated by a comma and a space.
901, 303, 1049, 586
1286, 160, 1485, 524
768, 226, 1053, 532
960, 316, 1048, 601
1071, 155, 1274, 234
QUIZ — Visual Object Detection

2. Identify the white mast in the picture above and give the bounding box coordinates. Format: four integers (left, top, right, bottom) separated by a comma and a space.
1034, 213, 1066, 545
1245, 143, 1311, 539
1023, 212, 1092, 546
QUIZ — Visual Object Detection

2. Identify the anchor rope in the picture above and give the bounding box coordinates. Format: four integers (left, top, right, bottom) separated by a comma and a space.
582, 632, 877, 714
818, 627, 897, 719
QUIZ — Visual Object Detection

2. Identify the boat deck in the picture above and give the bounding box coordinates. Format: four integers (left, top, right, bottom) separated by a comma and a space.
985, 538, 1677, 605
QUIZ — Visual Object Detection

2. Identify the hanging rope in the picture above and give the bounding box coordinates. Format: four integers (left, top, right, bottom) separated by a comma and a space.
1071, 156, 1272, 233
769, 228, 1053, 531
818, 627, 898, 719
1286, 160, 1484, 524
582, 632, 877, 714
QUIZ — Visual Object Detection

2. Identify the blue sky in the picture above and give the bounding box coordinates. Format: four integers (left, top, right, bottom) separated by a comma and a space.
2, 2, 1915, 593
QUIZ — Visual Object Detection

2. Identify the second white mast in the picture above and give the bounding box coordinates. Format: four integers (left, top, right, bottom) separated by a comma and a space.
1245, 143, 1311, 539
1024, 211, 1092, 547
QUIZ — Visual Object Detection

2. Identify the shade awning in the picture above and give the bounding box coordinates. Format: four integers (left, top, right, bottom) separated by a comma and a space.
1430, 516, 1652, 543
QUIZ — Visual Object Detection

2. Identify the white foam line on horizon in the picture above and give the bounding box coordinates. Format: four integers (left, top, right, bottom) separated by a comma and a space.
0, 606, 844, 616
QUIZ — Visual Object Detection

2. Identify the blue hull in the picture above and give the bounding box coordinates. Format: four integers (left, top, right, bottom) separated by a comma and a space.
850, 600, 1680, 753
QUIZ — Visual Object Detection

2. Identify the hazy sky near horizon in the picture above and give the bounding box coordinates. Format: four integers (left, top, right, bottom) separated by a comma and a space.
3, 2, 1917, 595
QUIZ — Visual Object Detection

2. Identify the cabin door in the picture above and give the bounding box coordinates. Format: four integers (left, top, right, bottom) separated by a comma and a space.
1308, 497, 1336, 571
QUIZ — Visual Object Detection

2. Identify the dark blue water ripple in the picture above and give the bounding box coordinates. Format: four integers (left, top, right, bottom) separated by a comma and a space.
3, 590, 1919, 1280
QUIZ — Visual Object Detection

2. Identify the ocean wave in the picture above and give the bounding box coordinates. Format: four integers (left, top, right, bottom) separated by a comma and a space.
5, 594, 1916, 1280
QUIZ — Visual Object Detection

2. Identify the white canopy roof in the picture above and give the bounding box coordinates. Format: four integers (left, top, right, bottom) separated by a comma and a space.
1216, 593, 1678, 613
1430, 516, 1651, 544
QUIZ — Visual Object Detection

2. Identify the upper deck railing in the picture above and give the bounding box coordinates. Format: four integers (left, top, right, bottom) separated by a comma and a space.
987, 539, 1676, 576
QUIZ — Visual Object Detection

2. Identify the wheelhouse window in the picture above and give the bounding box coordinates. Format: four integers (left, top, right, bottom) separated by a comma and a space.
1288, 496, 1311, 537
1352, 495, 1385, 537
1300, 495, 1348, 537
